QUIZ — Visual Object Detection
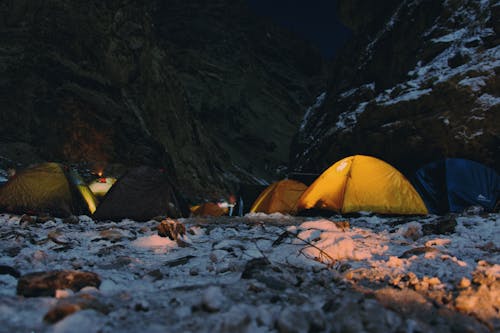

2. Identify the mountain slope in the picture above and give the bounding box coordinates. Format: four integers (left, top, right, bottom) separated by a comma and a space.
292, 0, 499, 175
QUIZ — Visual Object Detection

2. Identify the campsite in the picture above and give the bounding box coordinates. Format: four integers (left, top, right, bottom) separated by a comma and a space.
0, 157, 498, 332
0, 0, 499, 332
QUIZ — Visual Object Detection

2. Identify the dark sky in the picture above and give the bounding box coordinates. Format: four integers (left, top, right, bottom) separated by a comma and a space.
246, 0, 351, 58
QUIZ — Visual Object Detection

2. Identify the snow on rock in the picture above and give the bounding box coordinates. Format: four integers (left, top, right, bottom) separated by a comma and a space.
478, 93, 500, 107
388, 1, 499, 111
299, 92, 326, 132
335, 101, 369, 131
201, 286, 227, 312
0, 213, 498, 332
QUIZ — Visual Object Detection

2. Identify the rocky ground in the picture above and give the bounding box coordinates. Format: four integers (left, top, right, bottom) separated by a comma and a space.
0, 212, 498, 332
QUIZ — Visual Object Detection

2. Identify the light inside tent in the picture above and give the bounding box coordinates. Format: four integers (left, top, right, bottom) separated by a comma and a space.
89, 177, 117, 197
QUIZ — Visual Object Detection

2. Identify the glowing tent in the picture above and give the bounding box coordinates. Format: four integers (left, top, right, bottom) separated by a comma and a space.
297, 155, 428, 215
89, 177, 117, 197
0, 163, 97, 217
93, 166, 188, 221
250, 179, 307, 214
414, 158, 499, 214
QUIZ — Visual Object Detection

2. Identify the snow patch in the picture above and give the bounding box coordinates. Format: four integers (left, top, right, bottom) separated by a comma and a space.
377, 88, 433, 106
431, 28, 467, 43
458, 76, 487, 92
132, 235, 177, 250
335, 102, 368, 131
339, 83, 375, 100
299, 92, 326, 132
477, 93, 500, 107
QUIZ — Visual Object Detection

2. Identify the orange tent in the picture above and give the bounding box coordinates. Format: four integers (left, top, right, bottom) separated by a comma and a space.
297, 155, 428, 215
191, 202, 227, 217
250, 179, 307, 214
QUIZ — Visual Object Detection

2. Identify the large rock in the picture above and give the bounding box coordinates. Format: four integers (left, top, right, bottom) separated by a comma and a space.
291, 0, 499, 175
17, 270, 101, 297
0, 0, 323, 198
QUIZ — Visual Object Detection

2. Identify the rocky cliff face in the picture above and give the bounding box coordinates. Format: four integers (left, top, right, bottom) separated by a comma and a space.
0, 0, 323, 198
292, 0, 499, 175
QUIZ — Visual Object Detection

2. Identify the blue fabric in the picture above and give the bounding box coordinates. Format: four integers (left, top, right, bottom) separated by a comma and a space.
415, 158, 500, 214
446, 159, 499, 212
415, 160, 447, 214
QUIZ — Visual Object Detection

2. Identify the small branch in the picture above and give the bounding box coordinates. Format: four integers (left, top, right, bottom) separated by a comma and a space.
272, 229, 338, 268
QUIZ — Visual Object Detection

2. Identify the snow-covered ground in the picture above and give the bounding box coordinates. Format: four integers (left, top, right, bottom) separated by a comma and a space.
0, 212, 498, 332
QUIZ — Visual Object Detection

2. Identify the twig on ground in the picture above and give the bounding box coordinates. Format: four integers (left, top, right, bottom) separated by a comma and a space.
272, 228, 338, 268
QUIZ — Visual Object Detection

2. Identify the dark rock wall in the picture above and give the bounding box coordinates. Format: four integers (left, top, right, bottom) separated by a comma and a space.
292, 0, 500, 175
0, 0, 323, 198
153, 1, 324, 185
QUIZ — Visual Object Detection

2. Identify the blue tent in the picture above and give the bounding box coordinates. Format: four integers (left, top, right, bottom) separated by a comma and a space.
414, 158, 499, 214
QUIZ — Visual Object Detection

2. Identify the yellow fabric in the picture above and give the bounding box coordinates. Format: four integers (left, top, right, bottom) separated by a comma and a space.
297, 155, 428, 215
189, 205, 201, 213
0, 163, 72, 214
76, 185, 98, 214
250, 179, 307, 214
68, 169, 99, 214
297, 156, 353, 211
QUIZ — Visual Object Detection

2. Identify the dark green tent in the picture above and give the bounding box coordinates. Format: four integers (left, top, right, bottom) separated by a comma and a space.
0, 163, 97, 217
93, 166, 188, 221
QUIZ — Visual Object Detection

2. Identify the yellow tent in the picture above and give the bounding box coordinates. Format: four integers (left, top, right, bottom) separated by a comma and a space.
296, 155, 428, 215
250, 179, 307, 214
0, 163, 98, 217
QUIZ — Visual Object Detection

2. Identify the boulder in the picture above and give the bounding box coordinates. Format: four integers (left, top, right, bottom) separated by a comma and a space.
17, 270, 101, 297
